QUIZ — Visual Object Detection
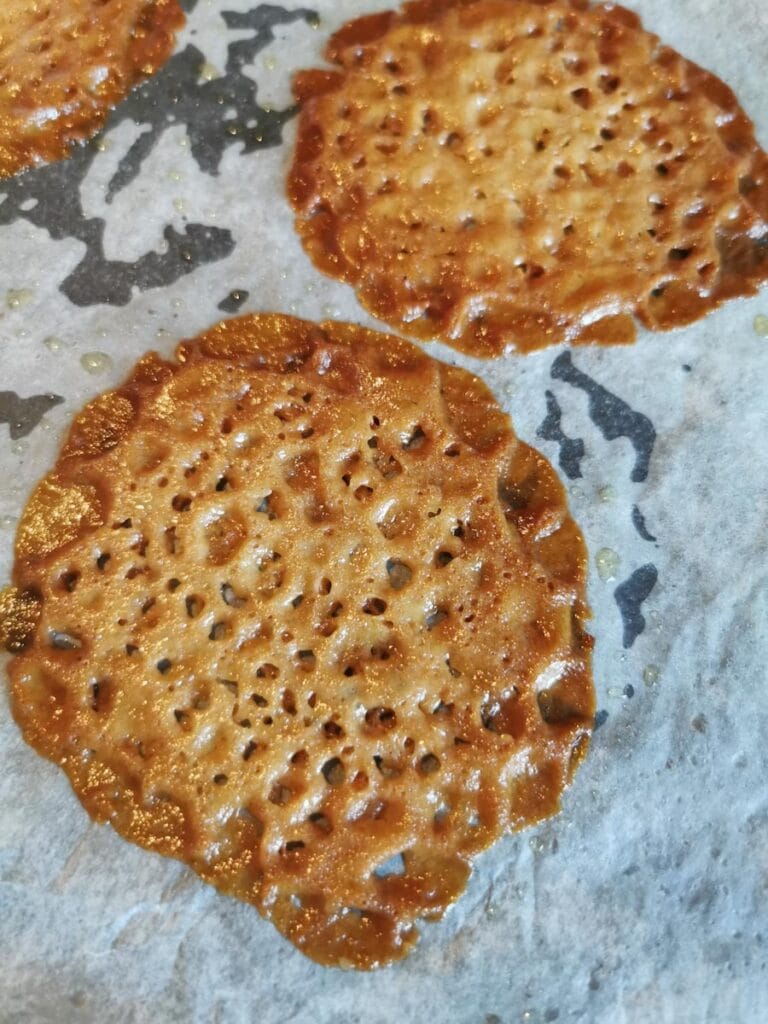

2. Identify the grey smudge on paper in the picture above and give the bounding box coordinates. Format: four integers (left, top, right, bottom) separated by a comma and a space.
537, 390, 586, 479
0, 391, 63, 438
218, 289, 250, 314
631, 504, 658, 543
551, 352, 656, 482
614, 564, 658, 648
593, 709, 609, 730
107, 4, 318, 196
0, 4, 318, 308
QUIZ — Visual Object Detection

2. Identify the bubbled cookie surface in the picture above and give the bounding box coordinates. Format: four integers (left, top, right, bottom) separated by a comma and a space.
0, 0, 184, 178
289, 0, 768, 355
4, 314, 593, 967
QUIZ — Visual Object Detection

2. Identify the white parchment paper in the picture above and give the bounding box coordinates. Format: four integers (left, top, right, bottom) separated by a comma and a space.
1, 2, 766, 1021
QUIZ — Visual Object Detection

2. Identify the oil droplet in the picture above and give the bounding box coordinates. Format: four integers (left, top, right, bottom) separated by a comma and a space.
40, 419, 52, 432
598, 485, 616, 503
80, 352, 113, 375
11, 441, 27, 456
0, 514, 17, 529
173, 197, 186, 214
156, 328, 169, 339
172, 298, 184, 309
753, 313, 768, 338
6, 287, 34, 310
43, 335, 63, 352
322, 305, 340, 318
264, 56, 278, 71
595, 547, 620, 581
606, 686, 623, 699
168, 170, 182, 183
178, 136, 189, 149
643, 664, 660, 686
569, 484, 583, 498
94, 137, 112, 153
199, 61, 220, 81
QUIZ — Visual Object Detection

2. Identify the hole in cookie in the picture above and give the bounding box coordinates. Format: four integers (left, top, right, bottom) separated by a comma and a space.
309, 811, 332, 834
96, 552, 111, 571
296, 650, 316, 672
419, 753, 440, 776
599, 73, 621, 94
372, 754, 401, 779
269, 783, 292, 806
221, 582, 245, 608
365, 706, 397, 732
156, 658, 172, 675
363, 597, 387, 615
323, 720, 344, 738
59, 570, 80, 592
425, 608, 448, 630
570, 87, 591, 108
402, 426, 426, 451
256, 663, 279, 680
185, 594, 204, 618
374, 853, 406, 878
322, 757, 345, 786
385, 559, 412, 590
372, 451, 403, 479
49, 630, 82, 650
256, 493, 279, 520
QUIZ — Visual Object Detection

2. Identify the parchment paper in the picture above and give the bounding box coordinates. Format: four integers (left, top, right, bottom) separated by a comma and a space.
1, 2, 766, 1021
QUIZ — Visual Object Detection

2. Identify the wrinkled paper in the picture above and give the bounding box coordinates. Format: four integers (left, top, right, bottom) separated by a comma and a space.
1, 1, 766, 1021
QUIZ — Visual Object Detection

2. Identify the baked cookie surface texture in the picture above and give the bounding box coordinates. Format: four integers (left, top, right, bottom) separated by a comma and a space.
289, 0, 768, 355
0, 0, 184, 178
2, 314, 594, 968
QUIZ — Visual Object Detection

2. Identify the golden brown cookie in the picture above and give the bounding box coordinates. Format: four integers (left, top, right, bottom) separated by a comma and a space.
2, 314, 594, 968
289, 0, 768, 355
0, 0, 184, 178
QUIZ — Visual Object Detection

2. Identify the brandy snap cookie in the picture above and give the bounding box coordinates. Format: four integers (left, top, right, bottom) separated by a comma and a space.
1, 314, 594, 968
0, 0, 184, 178
289, 0, 768, 355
